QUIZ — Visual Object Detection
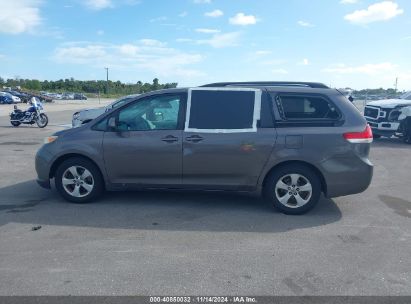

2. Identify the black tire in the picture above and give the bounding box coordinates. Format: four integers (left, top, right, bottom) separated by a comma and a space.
36, 113, 48, 128
402, 118, 411, 144
10, 121, 20, 127
263, 164, 322, 215
373, 134, 381, 139
55, 157, 104, 203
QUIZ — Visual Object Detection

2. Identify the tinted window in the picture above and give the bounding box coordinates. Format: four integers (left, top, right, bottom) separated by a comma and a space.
277, 95, 340, 120
117, 95, 180, 131
188, 90, 255, 129
93, 117, 108, 131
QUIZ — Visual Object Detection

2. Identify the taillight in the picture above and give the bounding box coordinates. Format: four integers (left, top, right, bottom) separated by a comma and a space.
343, 125, 373, 143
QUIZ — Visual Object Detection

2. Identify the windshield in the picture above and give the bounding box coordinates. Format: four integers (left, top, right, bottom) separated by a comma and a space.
109, 97, 133, 109
400, 91, 411, 100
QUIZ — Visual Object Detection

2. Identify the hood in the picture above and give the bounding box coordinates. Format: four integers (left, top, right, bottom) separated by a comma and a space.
80, 106, 105, 113
366, 98, 411, 108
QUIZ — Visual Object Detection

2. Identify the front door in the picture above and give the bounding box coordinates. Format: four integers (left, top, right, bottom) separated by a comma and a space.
103, 93, 185, 186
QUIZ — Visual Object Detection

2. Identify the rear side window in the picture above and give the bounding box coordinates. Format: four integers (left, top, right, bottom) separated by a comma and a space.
276, 95, 340, 120
185, 89, 261, 133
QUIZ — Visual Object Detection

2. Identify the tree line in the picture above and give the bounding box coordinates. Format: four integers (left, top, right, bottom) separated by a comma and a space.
0, 77, 178, 95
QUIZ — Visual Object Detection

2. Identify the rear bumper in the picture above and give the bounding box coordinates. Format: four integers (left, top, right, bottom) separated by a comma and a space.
321, 156, 373, 198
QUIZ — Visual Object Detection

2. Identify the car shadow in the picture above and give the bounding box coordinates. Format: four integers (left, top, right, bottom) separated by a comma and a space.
0, 180, 342, 233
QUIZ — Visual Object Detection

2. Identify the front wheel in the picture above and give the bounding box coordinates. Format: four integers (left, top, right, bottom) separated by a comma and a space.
264, 164, 322, 215
10, 121, 20, 127
55, 158, 104, 203
36, 113, 48, 128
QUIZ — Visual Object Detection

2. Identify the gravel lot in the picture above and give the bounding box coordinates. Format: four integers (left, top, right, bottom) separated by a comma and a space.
0, 100, 410, 296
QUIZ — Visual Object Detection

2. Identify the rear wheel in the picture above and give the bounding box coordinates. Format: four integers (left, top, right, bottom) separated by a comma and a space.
264, 164, 322, 215
373, 134, 381, 139
55, 158, 104, 203
10, 121, 20, 127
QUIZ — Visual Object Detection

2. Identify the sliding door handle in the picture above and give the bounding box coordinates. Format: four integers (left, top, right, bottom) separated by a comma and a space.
185, 135, 204, 143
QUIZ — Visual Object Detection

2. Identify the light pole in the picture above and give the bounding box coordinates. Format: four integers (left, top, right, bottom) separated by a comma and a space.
104, 67, 109, 94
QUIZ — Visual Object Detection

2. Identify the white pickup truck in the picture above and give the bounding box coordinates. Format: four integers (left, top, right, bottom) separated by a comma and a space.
364, 91, 411, 143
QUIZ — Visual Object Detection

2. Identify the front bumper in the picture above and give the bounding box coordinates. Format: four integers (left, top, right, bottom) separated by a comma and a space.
72, 118, 82, 128
37, 178, 51, 189
35, 146, 53, 190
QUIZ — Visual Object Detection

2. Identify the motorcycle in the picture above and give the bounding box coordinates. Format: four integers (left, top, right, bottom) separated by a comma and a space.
10, 97, 48, 128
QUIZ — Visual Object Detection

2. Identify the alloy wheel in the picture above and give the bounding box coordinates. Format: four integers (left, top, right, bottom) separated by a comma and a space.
62, 166, 94, 198
275, 174, 313, 208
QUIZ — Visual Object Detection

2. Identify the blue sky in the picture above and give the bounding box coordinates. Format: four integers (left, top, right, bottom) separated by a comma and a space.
0, 0, 410, 89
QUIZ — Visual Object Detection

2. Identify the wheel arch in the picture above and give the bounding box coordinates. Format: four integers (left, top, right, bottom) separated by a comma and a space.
49, 153, 105, 182
261, 160, 327, 195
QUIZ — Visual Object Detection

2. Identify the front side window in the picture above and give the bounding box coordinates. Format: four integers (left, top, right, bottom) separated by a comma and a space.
185, 89, 261, 133
116, 95, 181, 131
276, 95, 340, 120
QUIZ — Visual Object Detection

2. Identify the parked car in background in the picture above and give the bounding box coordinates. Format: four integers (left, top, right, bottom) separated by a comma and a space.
62, 93, 75, 100
74, 93, 87, 100
37, 82, 373, 215
0, 91, 21, 103
364, 91, 411, 142
72, 94, 139, 127
0, 95, 13, 104
7, 90, 30, 103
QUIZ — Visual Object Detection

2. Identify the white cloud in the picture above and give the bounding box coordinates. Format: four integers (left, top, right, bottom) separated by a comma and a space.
229, 13, 258, 26
150, 16, 167, 23
176, 38, 193, 43
54, 45, 107, 63
84, 0, 113, 10
195, 28, 221, 34
197, 32, 241, 48
97, 30, 104, 35
118, 44, 139, 56
344, 1, 404, 24
272, 69, 288, 74
139, 39, 166, 47
193, 0, 211, 3
340, 0, 358, 4
179, 11, 188, 17
205, 9, 223, 18
299, 58, 310, 65
322, 62, 397, 75
53, 40, 204, 79
255, 50, 272, 56
297, 20, 314, 27
0, 0, 42, 34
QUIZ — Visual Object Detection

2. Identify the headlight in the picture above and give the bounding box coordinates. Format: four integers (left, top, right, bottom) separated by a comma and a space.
44, 136, 58, 144
73, 112, 80, 119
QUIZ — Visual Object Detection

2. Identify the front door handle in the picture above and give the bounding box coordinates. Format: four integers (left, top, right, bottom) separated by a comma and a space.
185, 135, 204, 143
161, 135, 179, 143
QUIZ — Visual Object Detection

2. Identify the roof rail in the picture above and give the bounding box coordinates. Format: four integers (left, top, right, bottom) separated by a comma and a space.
201, 81, 330, 89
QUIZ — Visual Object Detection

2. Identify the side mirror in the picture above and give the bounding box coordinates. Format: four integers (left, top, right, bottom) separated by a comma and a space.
14, 105, 17, 110
108, 117, 117, 130
348, 96, 354, 102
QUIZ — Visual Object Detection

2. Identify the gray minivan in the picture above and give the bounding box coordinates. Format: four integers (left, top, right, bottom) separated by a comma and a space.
36, 82, 373, 214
